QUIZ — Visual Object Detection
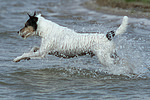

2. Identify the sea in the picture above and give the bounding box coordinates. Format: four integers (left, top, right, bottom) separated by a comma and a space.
0, 0, 150, 99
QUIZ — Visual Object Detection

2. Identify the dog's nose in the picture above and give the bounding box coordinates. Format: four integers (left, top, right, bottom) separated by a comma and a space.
17, 31, 19, 34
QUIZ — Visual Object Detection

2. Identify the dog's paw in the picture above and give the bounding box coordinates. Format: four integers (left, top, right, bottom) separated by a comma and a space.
13, 56, 30, 62
13, 56, 22, 62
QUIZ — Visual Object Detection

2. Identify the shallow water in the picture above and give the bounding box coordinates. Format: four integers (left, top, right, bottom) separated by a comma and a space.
0, 0, 150, 99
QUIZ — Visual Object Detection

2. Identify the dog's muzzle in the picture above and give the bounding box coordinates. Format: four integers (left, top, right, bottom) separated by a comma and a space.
17, 31, 30, 39
17, 26, 35, 39
17, 31, 25, 38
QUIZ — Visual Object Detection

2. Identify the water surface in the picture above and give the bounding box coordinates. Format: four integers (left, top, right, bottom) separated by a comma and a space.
0, 0, 150, 99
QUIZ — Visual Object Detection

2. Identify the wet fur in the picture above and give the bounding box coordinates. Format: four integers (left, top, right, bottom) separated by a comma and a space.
14, 12, 128, 66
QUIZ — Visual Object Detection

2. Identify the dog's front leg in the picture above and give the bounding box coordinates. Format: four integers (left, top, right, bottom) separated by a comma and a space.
13, 54, 30, 62
30, 46, 39, 52
13, 38, 50, 62
13, 51, 47, 62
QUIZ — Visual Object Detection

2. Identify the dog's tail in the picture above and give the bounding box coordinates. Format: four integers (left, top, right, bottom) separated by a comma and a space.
106, 16, 128, 41
115, 16, 128, 36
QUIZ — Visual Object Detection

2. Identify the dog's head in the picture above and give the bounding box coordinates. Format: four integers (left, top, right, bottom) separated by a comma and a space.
17, 12, 38, 39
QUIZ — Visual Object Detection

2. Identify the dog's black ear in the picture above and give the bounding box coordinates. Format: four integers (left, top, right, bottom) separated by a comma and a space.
27, 13, 31, 18
33, 11, 36, 17
27, 12, 37, 18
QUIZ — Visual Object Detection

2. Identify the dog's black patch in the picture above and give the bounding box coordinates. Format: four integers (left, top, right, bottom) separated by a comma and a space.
25, 12, 38, 31
106, 31, 115, 41
48, 51, 95, 58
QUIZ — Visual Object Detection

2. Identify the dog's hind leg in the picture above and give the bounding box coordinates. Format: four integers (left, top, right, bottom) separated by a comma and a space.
110, 50, 120, 64
93, 45, 115, 66
96, 52, 115, 66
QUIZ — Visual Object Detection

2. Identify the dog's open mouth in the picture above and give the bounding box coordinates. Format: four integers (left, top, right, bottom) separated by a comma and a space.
20, 32, 33, 39
18, 26, 35, 39
18, 31, 30, 39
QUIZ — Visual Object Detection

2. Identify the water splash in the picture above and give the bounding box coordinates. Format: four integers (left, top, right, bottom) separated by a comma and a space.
105, 35, 150, 77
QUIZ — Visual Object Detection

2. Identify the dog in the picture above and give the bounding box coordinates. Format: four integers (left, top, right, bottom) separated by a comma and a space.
13, 12, 128, 66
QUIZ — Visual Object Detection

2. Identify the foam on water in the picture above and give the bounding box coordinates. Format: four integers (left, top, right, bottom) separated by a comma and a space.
100, 34, 150, 78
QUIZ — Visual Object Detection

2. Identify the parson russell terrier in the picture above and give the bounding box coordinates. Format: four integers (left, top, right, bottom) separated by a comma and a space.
13, 12, 128, 66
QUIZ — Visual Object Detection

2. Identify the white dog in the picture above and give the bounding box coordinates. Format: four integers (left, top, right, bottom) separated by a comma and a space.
13, 12, 128, 66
